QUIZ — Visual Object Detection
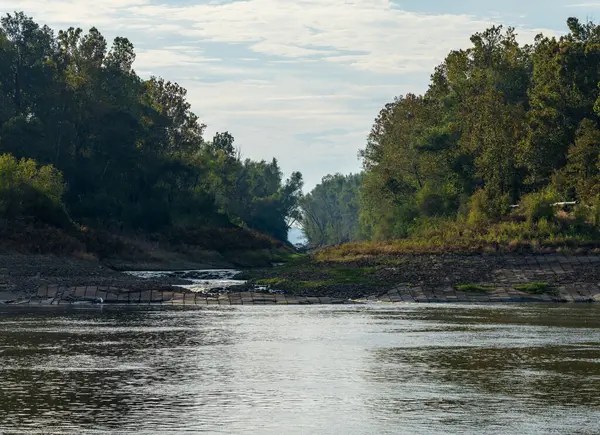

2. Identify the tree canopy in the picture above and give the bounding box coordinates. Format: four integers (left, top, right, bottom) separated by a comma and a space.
303, 17, 600, 245
300, 173, 364, 247
0, 12, 302, 242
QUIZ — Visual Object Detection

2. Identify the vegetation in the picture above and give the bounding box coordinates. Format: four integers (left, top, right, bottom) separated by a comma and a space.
456, 284, 496, 293
300, 173, 364, 247
0, 154, 70, 228
513, 282, 552, 294
301, 17, 600, 255
245, 263, 386, 296
0, 12, 302, 254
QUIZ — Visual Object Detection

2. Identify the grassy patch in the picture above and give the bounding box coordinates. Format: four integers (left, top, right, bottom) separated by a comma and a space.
249, 262, 384, 295
296, 280, 331, 289
314, 216, 600, 262
271, 252, 307, 263
256, 277, 332, 290
513, 282, 551, 294
456, 284, 496, 293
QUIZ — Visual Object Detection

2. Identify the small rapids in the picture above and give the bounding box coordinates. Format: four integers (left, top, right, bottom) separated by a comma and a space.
124, 269, 245, 294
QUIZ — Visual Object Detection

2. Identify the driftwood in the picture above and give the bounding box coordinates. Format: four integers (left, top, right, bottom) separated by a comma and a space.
510, 201, 578, 209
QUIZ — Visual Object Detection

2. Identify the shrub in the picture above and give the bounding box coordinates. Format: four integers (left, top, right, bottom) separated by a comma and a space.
536, 218, 558, 236
467, 188, 511, 227
456, 283, 495, 293
573, 204, 590, 224
0, 154, 70, 227
519, 189, 558, 224
513, 282, 551, 294
589, 196, 600, 228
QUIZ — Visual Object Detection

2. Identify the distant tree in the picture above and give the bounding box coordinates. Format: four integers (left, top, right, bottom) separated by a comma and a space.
300, 173, 364, 247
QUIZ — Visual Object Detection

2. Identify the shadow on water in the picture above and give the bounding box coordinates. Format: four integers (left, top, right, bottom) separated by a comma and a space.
0, 307, 240, 432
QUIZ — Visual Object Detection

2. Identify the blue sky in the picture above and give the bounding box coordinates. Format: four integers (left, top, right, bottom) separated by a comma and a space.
3, 0, 600, 190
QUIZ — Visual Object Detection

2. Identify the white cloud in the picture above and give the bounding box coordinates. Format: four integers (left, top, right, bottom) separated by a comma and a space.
3, 0, 557, 73
135, 49, 221, 69
0, 0, 563, 188
567, 2, 600, 7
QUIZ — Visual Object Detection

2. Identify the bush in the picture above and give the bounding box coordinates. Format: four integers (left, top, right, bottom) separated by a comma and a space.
589, 196, 600, 228
467, 188, 511, 227
0, 154, 70, 227
519, 189, 558, 224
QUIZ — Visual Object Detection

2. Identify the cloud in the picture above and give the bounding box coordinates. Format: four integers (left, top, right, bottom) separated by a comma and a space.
0, 0, 563, 188
120, 0, 555, 74
4, 0, 557, 73
134, 49, 221, 69
567, 2, 600, 7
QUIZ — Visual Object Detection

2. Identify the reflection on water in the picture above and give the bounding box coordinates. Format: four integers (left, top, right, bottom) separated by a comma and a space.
1, 304, 600, 434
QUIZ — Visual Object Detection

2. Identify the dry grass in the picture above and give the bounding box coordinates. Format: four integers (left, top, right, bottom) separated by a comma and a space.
315, 216, 600, 262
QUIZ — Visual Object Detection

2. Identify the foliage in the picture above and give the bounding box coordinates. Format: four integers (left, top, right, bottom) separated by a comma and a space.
513, 282, 551, 294
314, 213, 600, 261
519, 188, 559, 224
467, 188, 511, 227
0, 154, 70, 227
0, 12, 302, 243
590, 196, 600, 228
456, 284, 495, 293
300, 173, 364, 247
311, 17, 600, 247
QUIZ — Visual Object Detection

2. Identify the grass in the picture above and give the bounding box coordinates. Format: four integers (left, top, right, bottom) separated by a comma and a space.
249, 264, 385, 294
456, 284, 496, 293
256, 278, 332, 290
271, 252, 306, 263
314, 215, 600, 263
513, 282, 551, 294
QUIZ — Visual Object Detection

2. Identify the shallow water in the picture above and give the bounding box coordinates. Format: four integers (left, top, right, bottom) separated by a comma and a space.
124, 269, 245, 293
1, 304, 599, 434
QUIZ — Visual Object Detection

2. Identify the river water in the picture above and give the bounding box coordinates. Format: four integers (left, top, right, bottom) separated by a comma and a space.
124, 269, 245, 293
1, 304, 600, 434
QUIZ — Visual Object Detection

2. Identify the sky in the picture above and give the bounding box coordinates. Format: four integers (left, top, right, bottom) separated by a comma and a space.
2, 0, 600, 191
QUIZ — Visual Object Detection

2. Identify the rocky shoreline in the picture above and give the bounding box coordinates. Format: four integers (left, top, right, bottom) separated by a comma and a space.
0, 254, 196, 303
238, 253, 600, 303
2, 253, 600, 306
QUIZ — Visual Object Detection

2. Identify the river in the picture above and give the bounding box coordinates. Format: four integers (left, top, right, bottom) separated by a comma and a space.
1, 304, 599, 434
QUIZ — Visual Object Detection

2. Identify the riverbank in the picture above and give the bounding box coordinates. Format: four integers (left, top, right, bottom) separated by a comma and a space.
3, 251, 600, 306
240, 253, 600, 303
0, 254, 198, 302
0, 219, 295, 302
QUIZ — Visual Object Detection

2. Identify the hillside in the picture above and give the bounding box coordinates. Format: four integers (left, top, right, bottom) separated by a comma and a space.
0, 12, 301, 268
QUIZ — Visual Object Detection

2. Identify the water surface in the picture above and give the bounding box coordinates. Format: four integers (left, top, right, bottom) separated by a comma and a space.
1, 304, 599, 434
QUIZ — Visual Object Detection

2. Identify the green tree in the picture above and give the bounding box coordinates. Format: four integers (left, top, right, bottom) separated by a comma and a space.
0, 12, 302, 242
301, 173, 363, 247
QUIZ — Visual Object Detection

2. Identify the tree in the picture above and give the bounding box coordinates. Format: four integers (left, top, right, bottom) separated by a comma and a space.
300, 173, 363, 247
0, 12, 303, 242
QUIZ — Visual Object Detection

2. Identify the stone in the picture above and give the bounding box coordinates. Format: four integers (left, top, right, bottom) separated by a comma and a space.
37, 286, 47, 298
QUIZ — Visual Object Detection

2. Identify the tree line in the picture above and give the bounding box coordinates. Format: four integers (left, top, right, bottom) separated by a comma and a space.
0, 12, 302, 242
301, 18, 600, 246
